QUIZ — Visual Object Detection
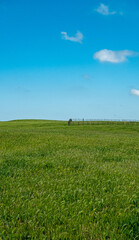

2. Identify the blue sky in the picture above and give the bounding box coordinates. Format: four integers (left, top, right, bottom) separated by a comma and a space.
0, 0, 139, 121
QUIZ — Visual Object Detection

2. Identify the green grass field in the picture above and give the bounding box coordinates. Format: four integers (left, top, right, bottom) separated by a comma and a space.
0, 120, 139, 239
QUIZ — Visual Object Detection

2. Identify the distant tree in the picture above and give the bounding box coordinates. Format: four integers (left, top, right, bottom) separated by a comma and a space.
68, 118, 72, 126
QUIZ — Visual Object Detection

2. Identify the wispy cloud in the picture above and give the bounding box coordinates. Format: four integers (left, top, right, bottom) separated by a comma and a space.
131, 89, 139, 96
16, 86, 31, 94
94, 49, 136, 63
61, 31, 83, 44
82, 74, 89, 80
96, 3, 116, 16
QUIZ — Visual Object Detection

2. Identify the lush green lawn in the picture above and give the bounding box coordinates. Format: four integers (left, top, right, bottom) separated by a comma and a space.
0, 120, 139, 239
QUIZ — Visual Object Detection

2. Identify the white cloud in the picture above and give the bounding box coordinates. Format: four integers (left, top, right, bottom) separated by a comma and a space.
94, 49, 135, 63
131, 89, 139, 96
96, 3, 116, 15
61, 31, 83, 44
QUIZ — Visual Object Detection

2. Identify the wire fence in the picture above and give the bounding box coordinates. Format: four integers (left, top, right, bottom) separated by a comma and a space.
68, 119, 139, 126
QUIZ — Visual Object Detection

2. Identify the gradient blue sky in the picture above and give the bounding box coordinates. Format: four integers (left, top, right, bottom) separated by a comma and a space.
0, 0, 139, 121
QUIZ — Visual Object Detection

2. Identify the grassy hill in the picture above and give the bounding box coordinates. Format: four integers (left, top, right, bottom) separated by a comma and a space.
0, 120, 138, 239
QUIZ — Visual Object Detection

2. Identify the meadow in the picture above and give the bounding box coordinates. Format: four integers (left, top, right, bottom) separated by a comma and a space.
0, 120, 138, 240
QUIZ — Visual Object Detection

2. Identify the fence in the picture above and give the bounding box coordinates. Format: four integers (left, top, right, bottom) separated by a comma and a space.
69, 119, 139, 126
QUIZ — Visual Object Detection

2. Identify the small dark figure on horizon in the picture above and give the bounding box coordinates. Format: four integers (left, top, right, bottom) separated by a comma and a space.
68, 119, 72, 126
